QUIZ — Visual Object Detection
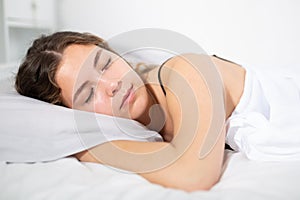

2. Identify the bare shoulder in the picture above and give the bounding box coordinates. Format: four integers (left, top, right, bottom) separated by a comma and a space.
162, 54, 246, 120
161, 53, 211, 68
157, 54, 219, 85
141, 53, 211, 84
157, 53, 219, 95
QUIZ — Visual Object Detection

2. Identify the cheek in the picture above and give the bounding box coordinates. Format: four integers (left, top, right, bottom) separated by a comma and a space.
93, 96, 113, 115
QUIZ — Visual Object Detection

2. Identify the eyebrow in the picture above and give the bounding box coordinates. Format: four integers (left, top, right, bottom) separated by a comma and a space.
73, 49, 102, 104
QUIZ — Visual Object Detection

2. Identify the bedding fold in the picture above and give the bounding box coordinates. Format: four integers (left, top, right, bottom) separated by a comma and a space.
226, 66, 300, 161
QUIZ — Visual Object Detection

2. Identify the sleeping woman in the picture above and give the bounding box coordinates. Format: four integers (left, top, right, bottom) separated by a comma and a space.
14, 31, 300, 191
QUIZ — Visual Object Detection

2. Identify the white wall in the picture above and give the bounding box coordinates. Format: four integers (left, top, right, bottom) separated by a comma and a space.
57, 0, 300, 67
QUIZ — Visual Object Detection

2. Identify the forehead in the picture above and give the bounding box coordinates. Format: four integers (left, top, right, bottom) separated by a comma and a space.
60, 44, 99, 72
55, 44, 100, 106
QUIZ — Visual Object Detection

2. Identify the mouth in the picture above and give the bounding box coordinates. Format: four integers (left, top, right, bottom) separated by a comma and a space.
119, 84, 134, 109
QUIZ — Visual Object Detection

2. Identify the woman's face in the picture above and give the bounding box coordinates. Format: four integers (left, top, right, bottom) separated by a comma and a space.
56, 44, 150, 120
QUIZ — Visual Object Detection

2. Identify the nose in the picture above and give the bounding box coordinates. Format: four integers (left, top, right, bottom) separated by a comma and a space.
98, 78, 122, 97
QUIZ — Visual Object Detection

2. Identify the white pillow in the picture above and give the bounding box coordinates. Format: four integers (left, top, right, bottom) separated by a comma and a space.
0, 63, 163, 163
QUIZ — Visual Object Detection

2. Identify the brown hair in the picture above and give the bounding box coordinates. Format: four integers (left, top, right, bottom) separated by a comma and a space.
15, 31, 110, 105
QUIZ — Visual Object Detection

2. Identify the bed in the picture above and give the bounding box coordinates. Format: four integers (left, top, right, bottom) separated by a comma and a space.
1, 53, 300, 200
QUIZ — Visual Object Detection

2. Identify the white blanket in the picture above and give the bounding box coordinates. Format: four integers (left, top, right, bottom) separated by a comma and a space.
226, 66, 300, 161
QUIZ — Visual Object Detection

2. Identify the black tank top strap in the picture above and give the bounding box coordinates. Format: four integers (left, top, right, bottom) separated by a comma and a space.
212, 54, 239, 65
158, 64, 167, 96
158, 56, 175, 96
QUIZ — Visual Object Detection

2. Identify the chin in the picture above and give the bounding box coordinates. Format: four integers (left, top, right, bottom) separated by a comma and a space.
128, 97, 148, 121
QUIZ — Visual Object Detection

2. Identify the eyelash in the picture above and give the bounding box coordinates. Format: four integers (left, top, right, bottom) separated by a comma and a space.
101, 57, 111, 72
85, 87, 94, 104
84, 57, 111, 104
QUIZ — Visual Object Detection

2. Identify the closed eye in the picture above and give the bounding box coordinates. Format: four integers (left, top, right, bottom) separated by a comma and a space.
101, 57, 111, 72
85, 87, 94, 104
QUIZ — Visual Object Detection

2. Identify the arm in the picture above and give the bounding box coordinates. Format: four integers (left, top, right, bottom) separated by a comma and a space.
75, 54, 226, 191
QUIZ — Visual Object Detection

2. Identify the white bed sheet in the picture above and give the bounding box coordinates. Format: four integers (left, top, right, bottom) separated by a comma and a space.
1, 150, 300, 200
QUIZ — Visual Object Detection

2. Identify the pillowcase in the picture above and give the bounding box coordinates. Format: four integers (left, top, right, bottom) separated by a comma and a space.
0, 91, 163, 163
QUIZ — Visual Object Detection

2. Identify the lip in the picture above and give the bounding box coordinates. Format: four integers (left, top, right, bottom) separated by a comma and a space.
119, 84, 134, 109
